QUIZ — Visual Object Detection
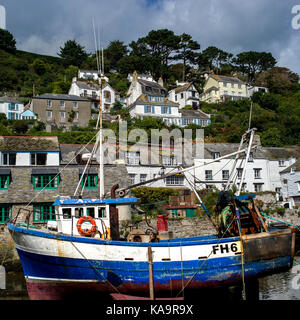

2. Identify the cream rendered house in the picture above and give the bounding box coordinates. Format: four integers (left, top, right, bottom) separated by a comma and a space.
200, 74, 249, 103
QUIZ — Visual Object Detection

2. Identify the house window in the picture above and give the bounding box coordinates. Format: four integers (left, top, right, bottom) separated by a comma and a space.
8, 112, 18, 120
222, 170, 229, 181
2, 153, 16, 166
80, 174, 98, 189
129, 174, 136, 185
248, 152, 254, 162
125, 152, 140, 165
175, 95, 177, 101
278, 160, 285, 167
31, 153, 47, 166
254, 183, 263, 192
297, 182, 300, 192
47, 111, 52, 118
205, 170, 213, 180
162, 156, 177, 166
32, 175, 60, 189
33, 203, 55, 223
104, 91, 111, 100
231, 83, 234, 88
140, 174, 147, 183
223, 82, 227, 87
161, 106, 168, 114
238, 84, 242, 89
144, 106, 152, 113
254, 168, 262, 179
60, 101, 65, 108
206, 185, 213, 190
0, 205, 11, 224
73, 102, 78, 108
46, 100, 52, 107
212, 152, 220, 159
166, 175, 184, 185
237, 168, 243, 178
60, 112, 65, 119
0, 175, 10, 190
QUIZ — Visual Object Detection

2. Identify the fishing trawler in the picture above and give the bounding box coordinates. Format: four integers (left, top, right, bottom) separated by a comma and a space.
6, 49, 297, 300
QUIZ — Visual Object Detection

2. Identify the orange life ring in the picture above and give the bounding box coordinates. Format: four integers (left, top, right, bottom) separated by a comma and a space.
76, 216, 97, 237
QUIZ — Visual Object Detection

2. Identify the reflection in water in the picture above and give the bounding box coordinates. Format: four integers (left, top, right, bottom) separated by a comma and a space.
259, 264, 300, 300
2, 263, 300, 300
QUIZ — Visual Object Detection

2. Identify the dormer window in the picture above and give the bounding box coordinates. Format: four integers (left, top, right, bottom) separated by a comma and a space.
31, 153, 47, 166
2, 153, 16, 166
212, 152, 220, 159
248, 152, 254, 162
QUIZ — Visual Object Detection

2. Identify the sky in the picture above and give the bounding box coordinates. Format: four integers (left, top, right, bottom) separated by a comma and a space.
1, 0, 300, 75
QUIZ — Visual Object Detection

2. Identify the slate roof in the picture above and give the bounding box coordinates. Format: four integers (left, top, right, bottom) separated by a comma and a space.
129, 94, 179, 109
0, 136, 59, 151
34, 94, 89, 102
179, 109, 210, 119
138, 79, 167, 96
211, 74, 245, 84
0, 96, 23, 104
280, 159, 300, 173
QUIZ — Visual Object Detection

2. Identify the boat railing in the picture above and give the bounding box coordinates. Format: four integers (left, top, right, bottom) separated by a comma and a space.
11, 207, 109, 238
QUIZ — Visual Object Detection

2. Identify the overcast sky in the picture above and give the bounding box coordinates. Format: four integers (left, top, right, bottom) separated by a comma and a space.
1, 0, 300, 75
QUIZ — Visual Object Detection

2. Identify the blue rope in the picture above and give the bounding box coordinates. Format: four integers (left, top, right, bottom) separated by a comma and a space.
260, 212, 300, 232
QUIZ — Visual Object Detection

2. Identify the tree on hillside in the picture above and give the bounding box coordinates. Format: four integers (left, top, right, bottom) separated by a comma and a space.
232, 51, 276, 83
198, 46, 233, 73
0, 29, 16, 53
255, 67, 299, 94
129, 29, 181, 80
58, 40, 89, 67
173, 33, 201, 82
104, 40, 128, 73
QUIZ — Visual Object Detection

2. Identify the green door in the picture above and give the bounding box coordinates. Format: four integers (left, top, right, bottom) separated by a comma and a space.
172, 209, 178, 217
186, 208, 195, 218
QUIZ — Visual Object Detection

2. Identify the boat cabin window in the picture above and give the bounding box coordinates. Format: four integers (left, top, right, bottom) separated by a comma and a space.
62, 208, 72, 219
98, 207, 106, 218
86, 207, 95, 218
75, 207, 84, 218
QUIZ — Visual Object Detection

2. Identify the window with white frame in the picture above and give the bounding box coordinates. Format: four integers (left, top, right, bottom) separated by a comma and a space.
46, 100, 52, 107
254, 183, 263, 192
162, 156, 177, 166
2, 153, 16, 166
129, 174, 136, 185
205, 170, 213, 180
47, 111, 52, 118
60, 101, 65, 108
222, 170, 229, 180
31, 153, 47, 166
73, 102, 78, 108
278, 160, 285, 167
237, 168, 243, 178
140, 174, 147, 183
248, 152, 254, 162
125, 152, 140, 165
60, 112, 65, 119
254, 168, 262, 179
297, 182, 300, 192
166, 175, 184, 186
212, 152, 220, 159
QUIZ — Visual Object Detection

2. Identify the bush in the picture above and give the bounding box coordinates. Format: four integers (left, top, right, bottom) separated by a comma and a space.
276, 207, 285, 217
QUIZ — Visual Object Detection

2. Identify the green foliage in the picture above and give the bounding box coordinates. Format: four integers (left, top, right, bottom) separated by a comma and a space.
58, 40, 89, 67
131, 187, 180, 205
0, 29, 16, 53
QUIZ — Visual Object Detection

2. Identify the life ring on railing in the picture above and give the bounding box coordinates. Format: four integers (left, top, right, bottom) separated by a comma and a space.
76, 216, 97, 237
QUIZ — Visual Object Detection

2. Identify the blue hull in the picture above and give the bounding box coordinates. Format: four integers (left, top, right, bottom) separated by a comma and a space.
8, 224, 295, 299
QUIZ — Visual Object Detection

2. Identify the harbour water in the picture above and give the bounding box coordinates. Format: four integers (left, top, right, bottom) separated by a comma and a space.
1, 263, 300, 300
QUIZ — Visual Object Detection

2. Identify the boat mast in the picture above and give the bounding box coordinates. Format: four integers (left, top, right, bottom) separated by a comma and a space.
98, 46, 105, 199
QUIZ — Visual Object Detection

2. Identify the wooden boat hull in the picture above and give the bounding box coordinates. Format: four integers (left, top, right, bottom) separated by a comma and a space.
8, 224, 295, 300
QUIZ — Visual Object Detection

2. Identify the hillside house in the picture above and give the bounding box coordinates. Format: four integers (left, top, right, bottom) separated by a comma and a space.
168, 82, 200, 109
0, 96, 24, 120
200, 74, 248, 103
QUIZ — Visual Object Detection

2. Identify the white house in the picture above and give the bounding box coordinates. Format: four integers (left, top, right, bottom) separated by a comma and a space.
193, 143, 298, 194
168, 82, 200, 109
78, 70, 109, 82
247, 86, 269, 97
0, 96, 24, 120
280, 160, 300, 208
69, 78, 120, 113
